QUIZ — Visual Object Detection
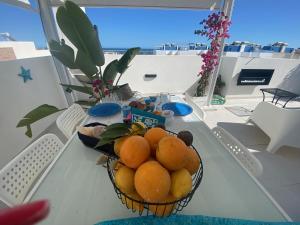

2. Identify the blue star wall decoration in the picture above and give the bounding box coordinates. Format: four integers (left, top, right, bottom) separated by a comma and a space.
18, 66, 33, 83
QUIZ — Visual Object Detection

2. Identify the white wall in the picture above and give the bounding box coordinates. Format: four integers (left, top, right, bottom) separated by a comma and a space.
219, 56, 300, 98
0, 56, 67, 169
103, 54, 201, 94
0, 42, 50, 59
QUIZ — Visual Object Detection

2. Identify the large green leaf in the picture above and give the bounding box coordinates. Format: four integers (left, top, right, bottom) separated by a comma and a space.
105, 123, 130, 130
61, 84, 93, 95
75, 49, 98, 79
17, 104, 64, 138
17, 104, 63, 127
95, 137, 113, 148
117, 47, 140, 74
103, 59, 119, 85
100, 127, 130, 139
49, 40, 77, 69
96, 126, 130, 148
56, 1, 105, 66
25, 125, 32, 138
75, 100, 97, 106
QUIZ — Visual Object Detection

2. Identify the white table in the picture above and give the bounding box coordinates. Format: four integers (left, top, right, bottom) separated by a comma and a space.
31, 97, 289, 224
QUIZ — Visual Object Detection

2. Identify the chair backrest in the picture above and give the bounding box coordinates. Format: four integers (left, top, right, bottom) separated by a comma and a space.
56, 104, 86, 139
0, 134, 64, 206
212, 126, 263, 177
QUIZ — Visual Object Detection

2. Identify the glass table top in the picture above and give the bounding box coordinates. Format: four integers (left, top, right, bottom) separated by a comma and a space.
31, 97, 288, 225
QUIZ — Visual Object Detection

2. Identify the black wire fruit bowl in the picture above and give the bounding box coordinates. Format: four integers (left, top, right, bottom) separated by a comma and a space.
106, 130, 204, 217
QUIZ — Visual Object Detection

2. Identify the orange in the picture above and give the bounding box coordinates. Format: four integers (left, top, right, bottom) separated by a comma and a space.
114, 136, 128, 156
120, 135, 150, 169
149, 195, 177, 217
115, 166, 135, 194
170, 168, 192, 199
134, 161, 171, 203
156, 136, 188, 171
144, 128, 168, 155
121, 192, 144, 213
184, 147, 201, 175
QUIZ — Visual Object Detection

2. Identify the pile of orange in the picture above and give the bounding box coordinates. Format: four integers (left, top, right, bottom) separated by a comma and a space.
113, 126, 201, 216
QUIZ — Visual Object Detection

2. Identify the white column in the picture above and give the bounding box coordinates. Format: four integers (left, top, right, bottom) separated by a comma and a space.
205, 0, 235, 106
37, 0, 75, 106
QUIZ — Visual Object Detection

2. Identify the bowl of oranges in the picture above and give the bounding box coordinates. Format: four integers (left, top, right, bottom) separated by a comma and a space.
106, 125, 203, 217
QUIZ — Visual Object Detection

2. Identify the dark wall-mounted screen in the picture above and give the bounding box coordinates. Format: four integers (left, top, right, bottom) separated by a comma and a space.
237, 69, 274, 85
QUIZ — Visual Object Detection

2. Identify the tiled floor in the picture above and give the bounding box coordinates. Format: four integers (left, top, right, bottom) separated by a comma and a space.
200, 101, 300, 221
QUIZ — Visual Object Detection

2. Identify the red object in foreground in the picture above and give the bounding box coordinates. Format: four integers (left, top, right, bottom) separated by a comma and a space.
0, 200, 49, 225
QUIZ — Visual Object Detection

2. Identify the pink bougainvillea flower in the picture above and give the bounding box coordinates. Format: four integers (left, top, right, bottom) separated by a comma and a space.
194, 11, 231, 95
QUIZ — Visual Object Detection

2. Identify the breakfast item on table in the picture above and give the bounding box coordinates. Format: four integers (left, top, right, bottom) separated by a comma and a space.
114, 136, 128, 157
149, 194, 176, 217
78, 126, 94, 137
115, 166, 135, 194
134, 161, 171, 203
129, 101, 146, 110
120, 136, 150, 169
170, 168, 192, 199
78, 125, 105, 138
156, 136, 188, 171
153, 110, 162, 115
184, 147, 201, 175
121, 192, 144, 213
92, 125, 106, 138
144, 127, 168, 155
177, 130, 193, 146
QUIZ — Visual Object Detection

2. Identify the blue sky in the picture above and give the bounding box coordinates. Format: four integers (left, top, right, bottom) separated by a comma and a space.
0, 0, 299, 48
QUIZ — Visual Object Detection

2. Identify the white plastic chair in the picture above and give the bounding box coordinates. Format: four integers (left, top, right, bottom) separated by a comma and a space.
0, 134, 64, 206
248, 101, 300, 153
56, 104, 86, 139
212, 126, 263, 177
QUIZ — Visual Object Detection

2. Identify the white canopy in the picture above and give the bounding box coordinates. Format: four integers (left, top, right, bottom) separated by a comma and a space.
50, 0, 222, 10
0, 0, 35, 10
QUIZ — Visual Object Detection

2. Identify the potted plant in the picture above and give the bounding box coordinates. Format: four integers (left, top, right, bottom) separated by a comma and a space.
17, 0, 139, 137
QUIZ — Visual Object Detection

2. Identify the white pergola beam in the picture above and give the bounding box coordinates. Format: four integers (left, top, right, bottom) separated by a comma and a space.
0, 0, 37, 11
50, 0, 222, 10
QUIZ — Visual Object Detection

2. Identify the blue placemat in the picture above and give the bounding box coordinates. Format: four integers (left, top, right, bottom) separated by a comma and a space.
96, 215, 297, 225
88, 103, 121, 117
162, 102, 193, 116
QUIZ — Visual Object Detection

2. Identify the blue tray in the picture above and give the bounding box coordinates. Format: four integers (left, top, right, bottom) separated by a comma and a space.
88, 103, 121, 117
162, 102, 193, 116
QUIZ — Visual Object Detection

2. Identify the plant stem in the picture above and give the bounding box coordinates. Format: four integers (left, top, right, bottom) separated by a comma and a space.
115, 73, 122, 87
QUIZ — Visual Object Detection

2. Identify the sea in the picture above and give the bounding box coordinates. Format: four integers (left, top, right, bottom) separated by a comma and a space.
103, 48, 155, 55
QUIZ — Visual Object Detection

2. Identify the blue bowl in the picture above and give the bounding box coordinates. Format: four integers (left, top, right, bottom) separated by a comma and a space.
162, 102, 193, 116
88, 103, 121, 117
